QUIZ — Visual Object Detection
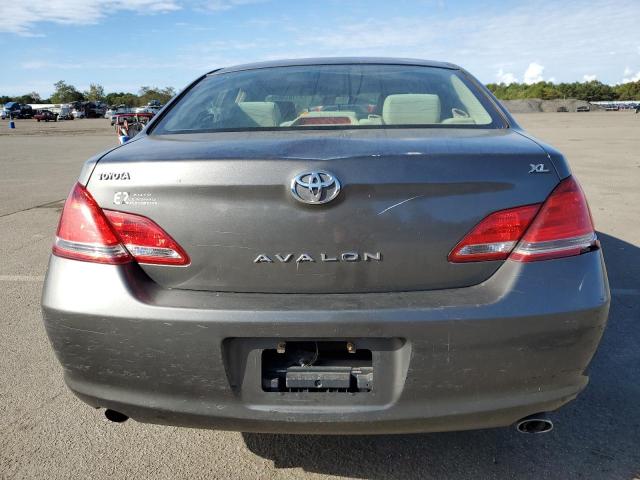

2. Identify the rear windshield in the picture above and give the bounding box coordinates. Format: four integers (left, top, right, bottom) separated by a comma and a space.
152, 64, 505, 134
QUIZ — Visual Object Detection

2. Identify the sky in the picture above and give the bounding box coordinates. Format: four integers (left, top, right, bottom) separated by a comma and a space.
1, 0, 639, 97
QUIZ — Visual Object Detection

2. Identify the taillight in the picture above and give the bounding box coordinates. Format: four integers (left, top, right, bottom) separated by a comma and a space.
53, 183, 189, 266
510, 177, 598, 262
53, 183, 131, 264
448, 204, 540, 262
448, 176, 598, 263
103, 210, 189, 265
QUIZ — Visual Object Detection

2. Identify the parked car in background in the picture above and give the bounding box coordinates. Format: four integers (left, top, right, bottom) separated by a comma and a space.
3, 102, 32, 118
605, 105, 620, 111
34, 109, 58, 122
91, 101, 107, 118
20, 104, 33, 118
56, 105, 74, 120
576, 105, 590, 112
42, 58, 609, 435
3, 102, 21, 118
72, 109, 85, 119
3, 102, 23, 118
133, 102, 163, 115
110, 111, 151, 126
71, 101, 107, 118
111, 112, 153, 129
106, 105, 132, 122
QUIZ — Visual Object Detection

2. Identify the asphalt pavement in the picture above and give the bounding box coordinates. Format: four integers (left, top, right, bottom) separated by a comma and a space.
0, 114, 638, 479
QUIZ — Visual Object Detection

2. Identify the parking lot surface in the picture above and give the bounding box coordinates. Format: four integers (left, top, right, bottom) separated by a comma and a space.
0, 113, 638, 479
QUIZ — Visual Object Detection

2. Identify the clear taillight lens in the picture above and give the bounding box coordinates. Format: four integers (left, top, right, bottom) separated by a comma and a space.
53, 183, 189, 266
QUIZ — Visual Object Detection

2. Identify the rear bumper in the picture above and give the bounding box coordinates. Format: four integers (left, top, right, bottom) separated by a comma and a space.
41, 252, 609, 434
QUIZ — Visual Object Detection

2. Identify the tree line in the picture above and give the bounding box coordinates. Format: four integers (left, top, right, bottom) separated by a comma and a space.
486, 80, 640, 101
2, 79, 640, 106
0, 81, 176, 107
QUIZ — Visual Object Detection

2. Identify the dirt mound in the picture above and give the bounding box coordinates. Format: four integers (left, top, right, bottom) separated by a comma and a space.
500, 98, 601, 113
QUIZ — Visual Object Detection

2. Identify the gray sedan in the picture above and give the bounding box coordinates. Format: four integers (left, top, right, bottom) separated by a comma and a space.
41, 58, 609, 434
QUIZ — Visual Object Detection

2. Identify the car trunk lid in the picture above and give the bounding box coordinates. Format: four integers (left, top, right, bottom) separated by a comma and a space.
87, 128, 559, 293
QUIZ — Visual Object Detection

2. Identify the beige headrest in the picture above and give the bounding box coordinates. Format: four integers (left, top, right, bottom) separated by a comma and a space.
382, 94, 441, 124
238, 102, 281, 127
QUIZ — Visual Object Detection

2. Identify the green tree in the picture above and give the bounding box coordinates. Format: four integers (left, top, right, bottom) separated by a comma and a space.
486, 79, 623, 102
50, 80, 84, 104
138, 86, 176, 105
521, 82, 561, 100
578, 80, 615, 101
16, 91, 42, 104
614, 81, 640, 100
84, 83, 105, 102
104, 91, 139, 107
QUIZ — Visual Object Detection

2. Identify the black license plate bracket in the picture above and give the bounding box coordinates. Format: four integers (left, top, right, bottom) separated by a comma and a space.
261, 341, 374, 392
285, 366, 371, 390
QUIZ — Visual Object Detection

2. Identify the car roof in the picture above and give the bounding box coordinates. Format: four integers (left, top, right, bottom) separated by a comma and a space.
210, 57, 461, 75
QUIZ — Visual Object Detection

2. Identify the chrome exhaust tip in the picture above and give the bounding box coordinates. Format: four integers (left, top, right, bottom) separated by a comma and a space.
104, 409, 129, 423
516, 414, 553, 434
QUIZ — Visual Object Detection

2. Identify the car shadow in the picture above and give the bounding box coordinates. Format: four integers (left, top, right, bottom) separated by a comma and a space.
242, 232, 640, 479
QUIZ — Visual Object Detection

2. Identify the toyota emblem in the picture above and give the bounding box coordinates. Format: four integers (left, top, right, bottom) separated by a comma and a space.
290, 171, 341, 204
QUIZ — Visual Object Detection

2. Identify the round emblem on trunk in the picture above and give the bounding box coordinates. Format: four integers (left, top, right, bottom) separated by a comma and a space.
291, 171, 341, 204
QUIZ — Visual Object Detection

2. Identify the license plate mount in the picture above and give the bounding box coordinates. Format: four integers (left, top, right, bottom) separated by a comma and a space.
261, 341, 373, 392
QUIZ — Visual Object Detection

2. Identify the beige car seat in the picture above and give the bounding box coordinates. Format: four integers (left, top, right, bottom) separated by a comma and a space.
237, 102, 282, 127
382, 94, 441, 124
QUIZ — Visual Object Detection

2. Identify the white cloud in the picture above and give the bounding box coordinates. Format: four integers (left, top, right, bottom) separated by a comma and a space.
200, 0, 266, 11
496, 68, 517, 84
0, 0, 264, 36
261, 0, 640, 84
21, 57, 179, 71
3, 0, 640, 93
583, 74, 597, 82
291, 18, 439, 51
622, 69, 640, 83
523, 62, 545, 84
0, 0, 180, 35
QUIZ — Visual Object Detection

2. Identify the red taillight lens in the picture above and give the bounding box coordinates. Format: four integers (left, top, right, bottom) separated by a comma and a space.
103, 210, 190, 265
448, 176, 598, 264
448, 204, 540, 262
53, 183, 131, 264
53, 183, 189, 266
510, 177, 597, 262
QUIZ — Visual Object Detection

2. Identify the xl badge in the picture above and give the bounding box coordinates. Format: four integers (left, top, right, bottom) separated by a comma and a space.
529, 163, 550, 173
291, 171, 341, 204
